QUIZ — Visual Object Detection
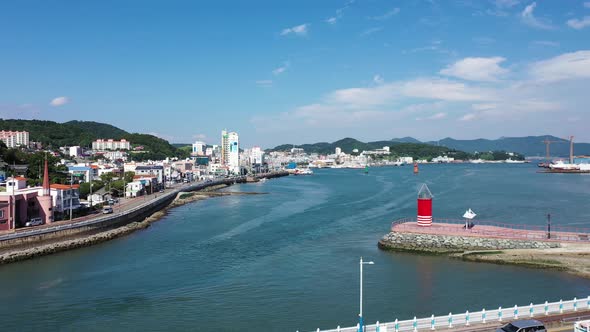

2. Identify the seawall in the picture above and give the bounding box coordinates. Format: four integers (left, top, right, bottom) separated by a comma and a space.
0, 171, 288, 263
378, 231, 560, 253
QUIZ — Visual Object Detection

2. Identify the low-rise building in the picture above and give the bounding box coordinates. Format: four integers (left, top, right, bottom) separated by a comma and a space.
49, 184, 81, 214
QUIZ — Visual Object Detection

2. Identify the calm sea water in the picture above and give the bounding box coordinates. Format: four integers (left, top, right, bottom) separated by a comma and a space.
1, 164, 590, 331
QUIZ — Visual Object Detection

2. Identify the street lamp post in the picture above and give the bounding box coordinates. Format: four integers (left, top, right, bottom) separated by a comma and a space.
359, 257, 374, 332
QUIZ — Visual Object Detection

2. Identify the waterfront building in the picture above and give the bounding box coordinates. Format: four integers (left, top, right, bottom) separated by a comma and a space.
192, 141, 206, 156
0, 130, 29, 148
134, 165, 164, 188
0, 160, 53, 230
335, 147, 342, 155
205, 147, 213, 156
125, 181, 145, 198
221, 130, 239, 174
221, 130, 229, 165
251, 146, 264, 165
92, 139, 131, 151
49, 184, 81, 214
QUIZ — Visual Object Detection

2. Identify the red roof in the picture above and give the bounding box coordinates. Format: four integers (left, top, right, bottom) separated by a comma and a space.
14, 176, 27, 181
50, 184, 80, 190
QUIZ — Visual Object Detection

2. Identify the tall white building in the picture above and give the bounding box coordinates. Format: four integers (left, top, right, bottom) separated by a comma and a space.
335, 147, 342, 155
221, 130, 229, 165
69, 146, 82, 157
0, 130, 29, 148
251, 146, 264, 165
227, 132, 239, 174
192, 141, 206, 156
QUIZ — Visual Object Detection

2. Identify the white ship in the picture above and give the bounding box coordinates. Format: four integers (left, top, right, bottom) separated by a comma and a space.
293, 168, 314, 175
505, 158, 526, 163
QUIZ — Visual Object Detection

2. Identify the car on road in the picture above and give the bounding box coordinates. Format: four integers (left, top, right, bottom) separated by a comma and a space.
102, 206, 113, 214
496, 319, 546, 332
25, 217, 44, 227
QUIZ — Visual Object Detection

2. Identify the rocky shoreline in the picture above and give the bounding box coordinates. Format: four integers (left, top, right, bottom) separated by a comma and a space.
379, 230, 590, 279
0, 184, 264, 265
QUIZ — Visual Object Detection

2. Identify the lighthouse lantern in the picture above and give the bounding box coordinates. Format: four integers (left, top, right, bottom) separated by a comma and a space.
417, 184, 433, 227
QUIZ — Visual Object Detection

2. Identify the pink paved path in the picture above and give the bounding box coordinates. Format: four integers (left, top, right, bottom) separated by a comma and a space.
392, 220, 590, 243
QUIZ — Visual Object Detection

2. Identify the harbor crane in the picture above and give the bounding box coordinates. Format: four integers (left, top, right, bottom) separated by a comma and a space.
541, 137, 563, 162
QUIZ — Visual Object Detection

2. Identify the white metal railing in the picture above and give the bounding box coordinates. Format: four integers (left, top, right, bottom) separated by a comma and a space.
312, 296, 588, 332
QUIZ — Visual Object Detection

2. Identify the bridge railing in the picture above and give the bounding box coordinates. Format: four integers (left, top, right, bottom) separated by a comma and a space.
390, 218, 590, 243
314, 297, 588, 332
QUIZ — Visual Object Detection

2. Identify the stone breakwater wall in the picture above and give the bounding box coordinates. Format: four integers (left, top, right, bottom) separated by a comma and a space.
0, 221, 151, 264
378, 231, 560, 253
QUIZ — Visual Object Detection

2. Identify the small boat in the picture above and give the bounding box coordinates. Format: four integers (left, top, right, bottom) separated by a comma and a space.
293, 168, 314, 175
364, 165, 369, 174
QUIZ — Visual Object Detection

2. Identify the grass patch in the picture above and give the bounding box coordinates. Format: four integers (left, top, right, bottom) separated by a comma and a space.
178, 193, 195, 200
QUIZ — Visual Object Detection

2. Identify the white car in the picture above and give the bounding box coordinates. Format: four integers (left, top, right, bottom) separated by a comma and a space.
25, 217, 44, 227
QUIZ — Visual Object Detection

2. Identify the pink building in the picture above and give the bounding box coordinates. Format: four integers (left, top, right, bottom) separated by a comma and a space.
0, 160, 53, 231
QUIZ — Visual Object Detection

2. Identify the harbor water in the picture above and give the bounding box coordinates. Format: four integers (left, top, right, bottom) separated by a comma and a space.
1, 164, 590, 331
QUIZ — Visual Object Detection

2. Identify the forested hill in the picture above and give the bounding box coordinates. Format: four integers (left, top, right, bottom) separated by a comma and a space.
430, 136, 590, 157
271, 135, 590, 157
268, 137, 476, 160
0, 119, 186, 160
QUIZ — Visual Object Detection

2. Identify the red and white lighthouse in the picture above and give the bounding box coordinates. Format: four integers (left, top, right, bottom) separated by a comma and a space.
417, 184, 433, 227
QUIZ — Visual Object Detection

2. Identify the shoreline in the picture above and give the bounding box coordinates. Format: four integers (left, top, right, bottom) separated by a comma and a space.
378, 231, 590, 279
0, 182, 269, 265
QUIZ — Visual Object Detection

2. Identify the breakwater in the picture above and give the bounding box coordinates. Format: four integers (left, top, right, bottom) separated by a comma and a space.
378, 231, 560, 253
0, 171, 288, 263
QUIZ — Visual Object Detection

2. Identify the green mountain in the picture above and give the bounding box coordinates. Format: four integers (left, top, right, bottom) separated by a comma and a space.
65, 120, 128, 140
430, 136, 590, 157
0, 119, 187, 160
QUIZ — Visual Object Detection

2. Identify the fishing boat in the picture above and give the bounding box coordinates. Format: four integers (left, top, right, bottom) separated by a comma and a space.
293, 168, 314, 175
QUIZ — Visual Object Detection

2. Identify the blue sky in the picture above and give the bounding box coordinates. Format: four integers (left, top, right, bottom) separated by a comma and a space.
1, 0, 589, 147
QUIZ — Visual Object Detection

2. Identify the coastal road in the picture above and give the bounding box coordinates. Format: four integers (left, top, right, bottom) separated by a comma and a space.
0, 180, 199, 236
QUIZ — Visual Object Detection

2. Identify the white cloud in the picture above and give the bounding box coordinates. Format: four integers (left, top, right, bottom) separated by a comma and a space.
521, 2, 554, 29
532, 40, 559, 47
440, 57, 508, 82
459, 113, 477, 121
373, 74, 384, 84
417, 112, 447, 121
281, 24, 309, 36
529, 50, 590, 82
272, 62, 290, 75
193, 134, 207, 141
50, 96, 69, 106
360, 27, 382, 37
251, 50, 589, 141
585, 2, 590, 9
255, 80, 273, 87
326, 17, 338, 24
368, 8, 400, 20
401, 78, 496, 101
567, 16, 590, 29
494, 0, 520, 7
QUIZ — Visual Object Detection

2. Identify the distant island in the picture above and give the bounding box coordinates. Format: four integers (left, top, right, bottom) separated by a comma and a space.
269, 135, 590, 158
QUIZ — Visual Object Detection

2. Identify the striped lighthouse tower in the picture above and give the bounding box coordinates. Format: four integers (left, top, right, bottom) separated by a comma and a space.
417, 184, 433, 227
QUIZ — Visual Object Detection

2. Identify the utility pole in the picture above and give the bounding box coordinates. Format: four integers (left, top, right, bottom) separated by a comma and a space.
69, 173, 73, 221
547, 213, 551, 240
569, 136, 575, 164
